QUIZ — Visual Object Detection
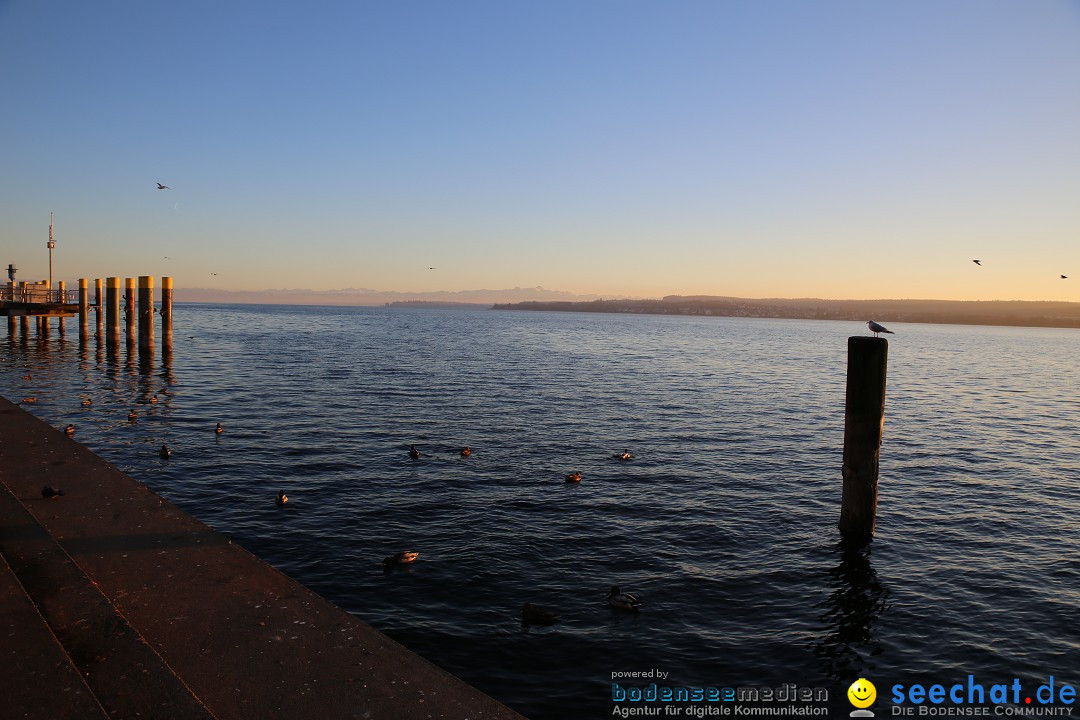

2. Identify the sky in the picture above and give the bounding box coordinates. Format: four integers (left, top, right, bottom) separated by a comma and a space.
1, 0, 1078, 302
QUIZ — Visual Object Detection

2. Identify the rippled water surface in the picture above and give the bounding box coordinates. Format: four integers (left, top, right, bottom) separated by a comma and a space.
3, 305, 1078, 718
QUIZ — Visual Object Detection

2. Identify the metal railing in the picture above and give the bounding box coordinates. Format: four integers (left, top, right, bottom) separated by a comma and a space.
0, 286, 81, 304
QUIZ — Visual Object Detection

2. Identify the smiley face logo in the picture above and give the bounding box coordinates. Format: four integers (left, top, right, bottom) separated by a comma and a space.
848, 678, 876, 708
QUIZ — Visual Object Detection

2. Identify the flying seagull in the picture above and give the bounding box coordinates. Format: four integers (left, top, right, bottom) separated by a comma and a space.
156, 183, 170, 190
1062, 275, 1069, 280
867, 320, 894, 337
972, 260, 982, 266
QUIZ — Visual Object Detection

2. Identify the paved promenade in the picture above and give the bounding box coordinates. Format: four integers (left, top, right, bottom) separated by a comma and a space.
0, 395, 526, 720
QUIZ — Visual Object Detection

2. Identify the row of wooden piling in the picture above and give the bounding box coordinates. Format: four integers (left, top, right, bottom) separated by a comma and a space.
6, 276, 172, 353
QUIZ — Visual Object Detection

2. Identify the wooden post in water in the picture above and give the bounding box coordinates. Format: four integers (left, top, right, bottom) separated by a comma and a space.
839, 336, 889, 542
79, 278, 89, 339
161, 276, 173, 354
125, 277, 136, 347
138, 275, 154, 352
57, 281, 66, 334
94, 278, 103, 338
5, 279, 13, 336
19, 282, 29, 338
106, 277, 121, 343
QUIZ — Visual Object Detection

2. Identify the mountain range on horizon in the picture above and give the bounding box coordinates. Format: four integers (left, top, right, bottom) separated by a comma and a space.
174, 286, 1080, 328
496, 295, 1080, 329
177, 285, 606, 306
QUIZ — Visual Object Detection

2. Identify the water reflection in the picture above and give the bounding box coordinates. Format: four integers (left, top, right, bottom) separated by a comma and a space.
160, 350, 176, 387
138, 347, 156, 378
814, 538, 891, 685
106, 336, 119, 363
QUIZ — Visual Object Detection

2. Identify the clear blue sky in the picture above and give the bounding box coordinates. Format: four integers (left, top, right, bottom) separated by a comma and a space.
2, 0, 1078, 301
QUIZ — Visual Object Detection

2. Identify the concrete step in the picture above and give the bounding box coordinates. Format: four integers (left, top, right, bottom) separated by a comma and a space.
0, 484, 217, 720
0, 551, 109, 720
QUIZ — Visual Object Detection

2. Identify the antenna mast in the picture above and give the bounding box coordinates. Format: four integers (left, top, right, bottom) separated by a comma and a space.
47, 212, 55, 289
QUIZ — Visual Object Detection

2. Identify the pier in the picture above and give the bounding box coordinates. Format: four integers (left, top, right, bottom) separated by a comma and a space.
2, 275, 174, 353
0, 396, 524, 720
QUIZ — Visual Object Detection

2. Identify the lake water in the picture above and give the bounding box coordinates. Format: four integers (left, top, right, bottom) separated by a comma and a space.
2, 305, 1078, 719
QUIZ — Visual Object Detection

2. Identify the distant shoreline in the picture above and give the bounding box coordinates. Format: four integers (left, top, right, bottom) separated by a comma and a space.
169, 295, 1080, 329
491, 296, 1080, 329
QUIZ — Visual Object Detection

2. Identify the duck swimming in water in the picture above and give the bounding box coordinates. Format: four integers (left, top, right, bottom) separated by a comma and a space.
128, 409, 138, 422
565, 471, 582, 483
460, 446, 472, 457
215, 423, 224, 434
616, 450, 632, 460
408, 445, 421, 459
81, 398, 92, 407
608, 586, 643, 612
520, 603, 559, 626
159, 444, 171, 459
276, 490, 288, 506
149, 394, 159, 404
383, 551, 419, 568
64, 424, 75, 437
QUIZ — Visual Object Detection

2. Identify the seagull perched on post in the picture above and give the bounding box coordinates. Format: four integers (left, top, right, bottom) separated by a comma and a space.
867, 321, 894, 337
156, 183, 170, 190
972, 260, 982, 266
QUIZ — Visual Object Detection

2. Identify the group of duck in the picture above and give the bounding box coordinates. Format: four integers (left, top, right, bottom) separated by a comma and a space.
407, 445, 632, 484
563, 449, 632, 483
399, 444, 644, 625
408, 444, 473, 459
46, 393, 226, 497
46, 394, 646, 625
159, 422, 223, 459
378, 546, 644, 624
521, 586, 644, 626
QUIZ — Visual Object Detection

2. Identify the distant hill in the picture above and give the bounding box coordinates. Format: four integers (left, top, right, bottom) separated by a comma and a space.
493, 296, 1080, 329
384, 301, 490, 309
179, 286, 602, 306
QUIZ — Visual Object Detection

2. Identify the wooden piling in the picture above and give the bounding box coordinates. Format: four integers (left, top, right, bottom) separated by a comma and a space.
138, 276, 154, 352
839, 336, 889, 542
78, 278, 89, 339
125, 278, 136, 345
6, 282, 14, 331
94, 278, 103, 338
106, 277, 121, 343
57, 281, 66, 334
161, 276, 173, 353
